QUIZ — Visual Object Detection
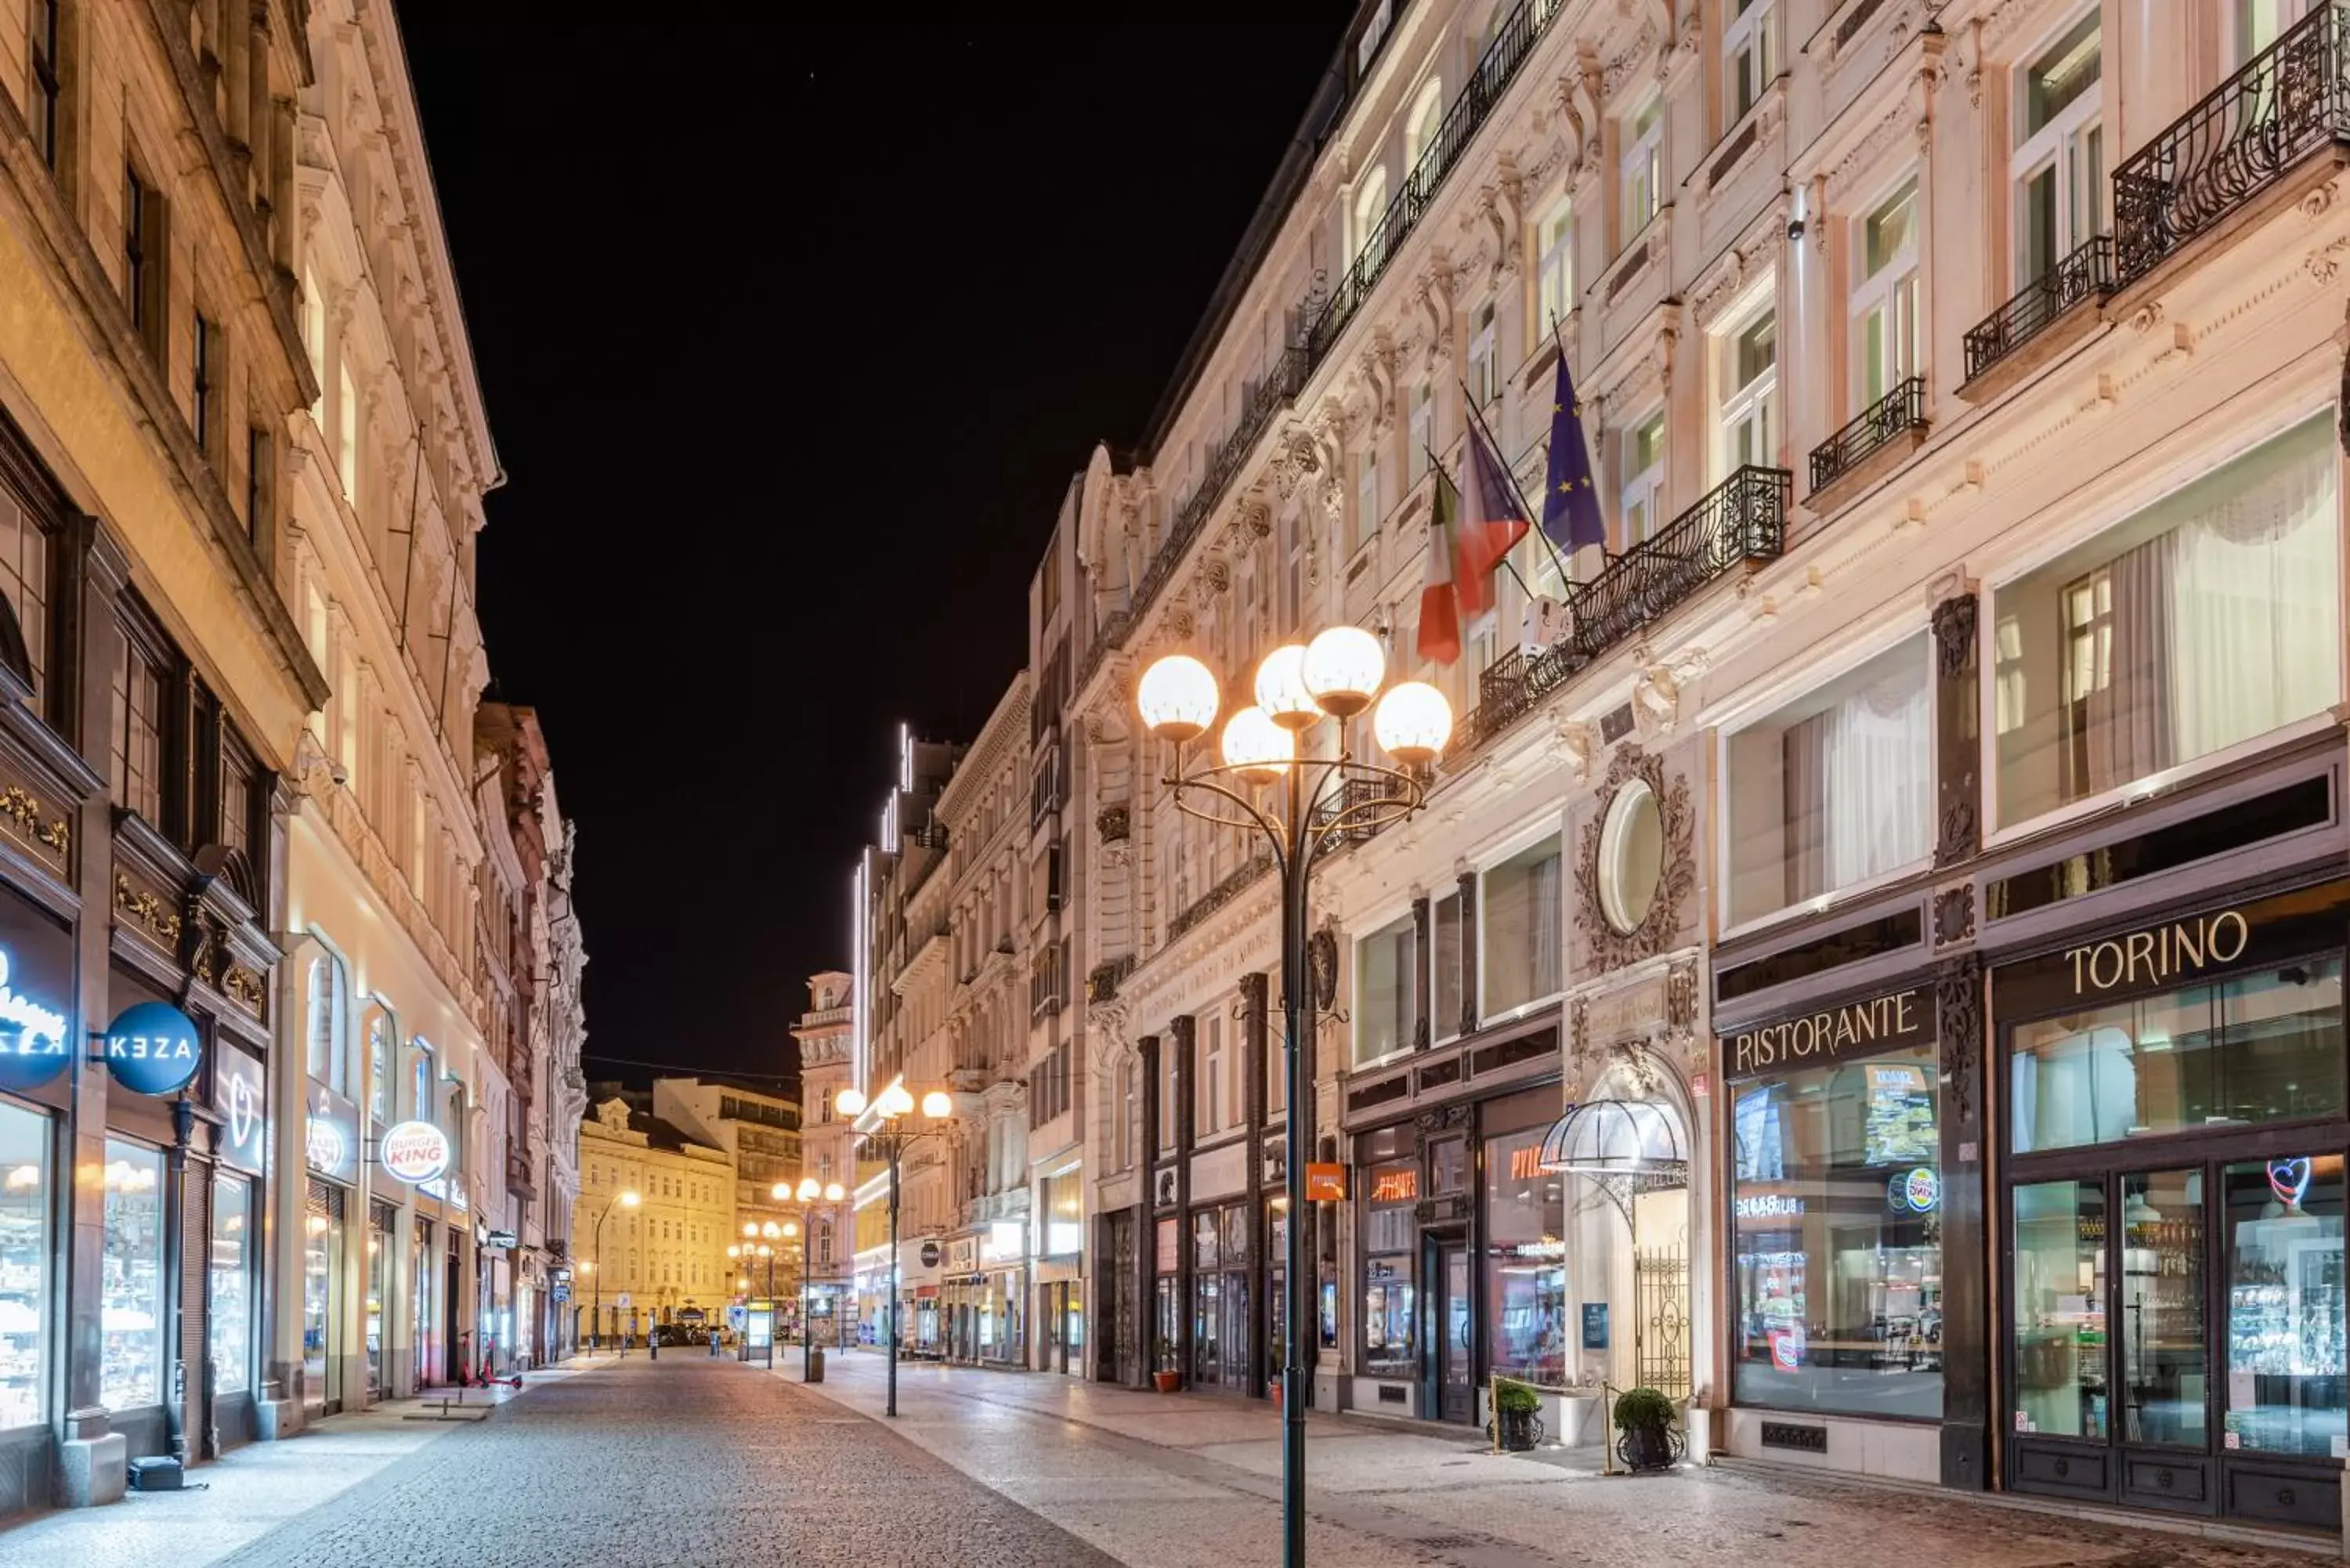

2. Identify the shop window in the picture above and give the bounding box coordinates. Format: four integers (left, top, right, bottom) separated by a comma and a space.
1354, 912, 1417, 1065
1362, 1158, 1419, 1376
1731, 1045, 1942, 1416
101, 1140, 164, 1410
2010, 956, 2345, 1154
209, 1173, 254, 1398
1723, 634, 1933, 926
1481, 836, 1563, 1017
0, 1102, 51, 1429
1994, 413, 2338, 825
2012, 1176, 2106, 1436
1484, 1125, 1566, 1385
2223, 1154, 2346, 1456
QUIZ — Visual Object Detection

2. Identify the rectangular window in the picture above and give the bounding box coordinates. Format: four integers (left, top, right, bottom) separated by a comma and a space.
1354, 912, 1417, 1065
0, 487, 52, 706
191, 310, 219, 455
1481, 838, 1563, 1017
1619, 411, 1665, 546
1622, 95, 1664, 242
101, 1140, 164, 1409
1725, 0, 1776, 121
1723, 634, 1933, 925
2009, 957, 2344, 1154
110, 633, 165, 823
124, 165, 165, 360
30, 0, 62, 172
1852, 179, 1921, 409
1353, 446, 1380, 553
0, 1102, 51, 1430
1534, 197, 1573, 334
1992, 414, 2338, 825
1485, 1125, 1566, 1385
1732, 1042, 1942, 1416
1719, 306, 1777, 478
245, 425, 272, 547
2237, 0, 2323, 63
1430, 890, 1464, 1045
1407, 381, 1434, 483
2013, 10, 2104, 286
337, 361, 359, 503
209, 1173, 253, 1396
1467, 302, 1499, 410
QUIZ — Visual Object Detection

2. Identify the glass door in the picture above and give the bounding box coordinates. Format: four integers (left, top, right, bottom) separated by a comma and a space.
2117, 1168, 2211, 1512
1439, 1242, 1474, 1425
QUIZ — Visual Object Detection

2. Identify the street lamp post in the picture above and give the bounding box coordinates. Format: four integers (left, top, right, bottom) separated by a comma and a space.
772, 1176, 847, 1379
836, 1076, 954, 1418
1137, 628, 1452, 1568
588, 1189, 641, 1353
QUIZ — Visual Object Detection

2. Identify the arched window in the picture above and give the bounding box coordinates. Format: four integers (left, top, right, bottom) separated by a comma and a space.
1352, 167, 1390, 268
412, 1039, 433, 1125
365, 1010, 392, 1126
1405, 78, 1444, 172
305, 953, 347, 1093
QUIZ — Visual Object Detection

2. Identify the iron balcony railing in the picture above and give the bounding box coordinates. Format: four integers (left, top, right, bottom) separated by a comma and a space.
2114, 3, 2350, 284
1462, 465, 1791, 748
1303, 0, 1567, 370
1307, 771, 1419, 849
1961, 235, 2115, 385
1808, 376, 1926, 496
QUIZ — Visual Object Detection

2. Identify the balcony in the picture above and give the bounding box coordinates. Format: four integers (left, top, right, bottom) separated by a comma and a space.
1958, 236, 2114, 403
2114, 3, 2350, 294
1461, 465, 1791, 750
1086, 953, 1137, 1003
1303, 0, 1567, 371
1166, 851, 1275, 942
1806, 377, 1926, 511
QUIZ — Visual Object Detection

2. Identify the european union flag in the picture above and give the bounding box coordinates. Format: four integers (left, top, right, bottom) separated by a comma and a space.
1540, 351, 1607, 554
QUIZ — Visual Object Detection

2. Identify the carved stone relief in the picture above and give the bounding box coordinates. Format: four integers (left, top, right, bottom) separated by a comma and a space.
1573, 745, 1696, 976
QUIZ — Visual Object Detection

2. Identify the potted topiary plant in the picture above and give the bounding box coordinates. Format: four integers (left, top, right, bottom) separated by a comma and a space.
1613, 1386, 1678, 1472
1152, 1336, 1182, 1394
1488, 1377, 1544, 1451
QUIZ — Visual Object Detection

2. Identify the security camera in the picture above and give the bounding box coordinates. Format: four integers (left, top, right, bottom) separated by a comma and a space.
330, 761, 349, 786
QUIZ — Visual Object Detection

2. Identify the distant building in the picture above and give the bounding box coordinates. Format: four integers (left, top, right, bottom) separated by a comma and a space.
791, 974, 859, 1344
653, 1078, 805, 1308
575, 1099, 732, 1339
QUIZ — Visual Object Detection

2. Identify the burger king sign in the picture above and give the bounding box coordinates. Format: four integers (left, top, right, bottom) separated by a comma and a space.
381, 1119, 453, 1184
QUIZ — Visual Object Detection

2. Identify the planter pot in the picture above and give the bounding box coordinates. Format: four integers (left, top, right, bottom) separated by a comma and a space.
1153, 1371, 1182, 1393
1490, 1405, 1543, 1451
1270, 1380, 1283, 1411
1620, 1422, 1674, 1472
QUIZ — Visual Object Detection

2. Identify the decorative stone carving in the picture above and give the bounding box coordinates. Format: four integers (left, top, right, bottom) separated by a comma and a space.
1665, 959, 1698, 1031
1935, 953, 1983, 1129
1932, 880, 1976, 949
1308, 928, 1339, 1012
1931, 593, 1976, 679
1574, 746, 1696, 976
1556, 720, 1598, 781
1632, 665, 1681, 735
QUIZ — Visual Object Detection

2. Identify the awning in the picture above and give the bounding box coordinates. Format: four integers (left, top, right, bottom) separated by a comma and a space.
1537, 1097, 1688, 1178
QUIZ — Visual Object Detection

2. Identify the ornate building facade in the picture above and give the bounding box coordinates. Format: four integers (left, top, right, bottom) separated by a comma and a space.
791, 971, 857, 1343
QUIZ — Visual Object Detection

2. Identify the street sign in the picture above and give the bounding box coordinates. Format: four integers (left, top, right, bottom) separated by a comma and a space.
614, 1292, 631, 1309
486, 1229, 518, 1248
551, 1283, 570, 1303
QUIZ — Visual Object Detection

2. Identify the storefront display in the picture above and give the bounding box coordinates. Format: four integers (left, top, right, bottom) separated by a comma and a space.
1726, 985, 1942, 1419
0, 1100, 49, 1429
303, 1179, 344, 1415
208, 1172, 253, 1399
100, 1140, 164, 1410
1484, 1125, 1566, 1385
1361, 1158, 1416, 1378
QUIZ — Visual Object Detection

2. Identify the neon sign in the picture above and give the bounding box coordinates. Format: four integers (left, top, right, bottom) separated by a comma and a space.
2268, 1157, 2312, 1211
103, 1001, 201, 1096
0, 948, 70, 1092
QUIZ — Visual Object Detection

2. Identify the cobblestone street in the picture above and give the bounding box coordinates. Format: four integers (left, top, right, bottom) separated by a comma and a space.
4, 1353, 2347, 1566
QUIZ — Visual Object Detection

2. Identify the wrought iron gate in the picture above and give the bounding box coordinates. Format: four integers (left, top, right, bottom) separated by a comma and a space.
1633, 1245, 1690, 1400
1109, 1212, 1138, 1384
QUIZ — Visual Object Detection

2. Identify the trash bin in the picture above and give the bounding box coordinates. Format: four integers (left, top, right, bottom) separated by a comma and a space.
808, 1346, 825, 1384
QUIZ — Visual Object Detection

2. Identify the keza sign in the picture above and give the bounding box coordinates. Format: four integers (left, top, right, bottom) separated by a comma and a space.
103, 1001, 203, 1096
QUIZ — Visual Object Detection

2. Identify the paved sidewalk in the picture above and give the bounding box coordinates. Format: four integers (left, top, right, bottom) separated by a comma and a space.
775, 1349, 2340, 1568
0, 1367, 567, 1568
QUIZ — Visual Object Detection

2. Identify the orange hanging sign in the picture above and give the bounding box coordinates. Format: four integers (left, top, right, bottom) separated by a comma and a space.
1305, 1162, 1349, 1202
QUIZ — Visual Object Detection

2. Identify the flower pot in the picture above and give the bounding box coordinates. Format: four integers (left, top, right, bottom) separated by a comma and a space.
1270, 1380, 1284, 1410
1153, 1371, 1182, 1393
1491, 1404, 1543, 1451
1621, 1421, 1674, 1472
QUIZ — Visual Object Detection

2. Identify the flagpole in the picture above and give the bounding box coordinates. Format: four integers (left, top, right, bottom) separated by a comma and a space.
1426, 445, 1535, 602
1458, 385, 1575, 594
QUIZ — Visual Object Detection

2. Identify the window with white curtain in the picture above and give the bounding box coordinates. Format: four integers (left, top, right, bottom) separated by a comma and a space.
1725, 0, 1776, 121
1481, 838, 1564, 1017
1852, 179, 1921, 408
1717, 304, 1777, 479
1534, 196, 1573, 334
1620, 410, 1666, 545
1725, 634, 1934, 925
1994, 412, 2341, 826
1354, 912, 1417, 1066
1622, 95, 1664, 244
2012, 10, 2103, 287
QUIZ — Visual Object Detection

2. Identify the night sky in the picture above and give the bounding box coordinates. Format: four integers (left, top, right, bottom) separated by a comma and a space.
393, 10, 1361, 1088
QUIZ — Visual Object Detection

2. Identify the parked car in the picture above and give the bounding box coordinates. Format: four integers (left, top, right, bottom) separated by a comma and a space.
652, 1324, 707, 1347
